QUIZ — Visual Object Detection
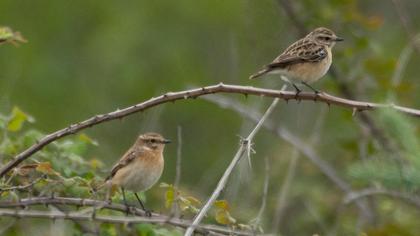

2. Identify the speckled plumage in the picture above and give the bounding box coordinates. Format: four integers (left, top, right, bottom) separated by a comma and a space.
249, 27, 343, 89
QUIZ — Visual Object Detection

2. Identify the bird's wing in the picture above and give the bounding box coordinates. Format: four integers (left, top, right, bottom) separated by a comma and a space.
268, 43, 327, 69
106, 147, 143, 180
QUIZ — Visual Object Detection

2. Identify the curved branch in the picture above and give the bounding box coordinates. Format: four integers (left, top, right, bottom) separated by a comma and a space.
344, 188, 420, 209
0, 196, 251, 236
1, 83, 419, 178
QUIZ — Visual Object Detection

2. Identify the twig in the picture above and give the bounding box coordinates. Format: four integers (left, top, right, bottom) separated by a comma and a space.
172, 126, 183, 217
344, 188, 420, 209
0, 196, 251, 235
271, 149, 299, 232
250, 156, 270, 232
3, 83, 418, 179
276, 0, 306, 37
175, 126, 183, 188
391, 0, 420, 54
0, 208, 253, 235
52, 204, 99, 235
391, 42, 414, 88
203, 95, 374, 221
0, 175, 45, 192
184, 98, 280, 236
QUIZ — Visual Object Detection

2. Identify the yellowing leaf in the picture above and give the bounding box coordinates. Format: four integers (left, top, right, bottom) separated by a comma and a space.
89, 158, 104, 169
214, 200, 230, 210
36, 162, 59, 175
215, 209, 236, 225
7, 107, 34, 132
0, 26, 27, 46
79, 133, 98, 146
165, 187, 175, 209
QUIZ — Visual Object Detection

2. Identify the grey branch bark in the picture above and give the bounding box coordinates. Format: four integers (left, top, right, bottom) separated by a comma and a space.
0, 196, 252, 236
203, 95, 374, 221
2, 83, 420, 178
184, 98, 280, 236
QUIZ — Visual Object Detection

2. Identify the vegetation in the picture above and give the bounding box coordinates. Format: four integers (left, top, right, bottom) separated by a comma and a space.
1, 1, 420, 235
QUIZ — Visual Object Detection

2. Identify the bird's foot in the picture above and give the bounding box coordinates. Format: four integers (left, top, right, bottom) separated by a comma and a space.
144, 209, 152, 217
294, 90, 301, 100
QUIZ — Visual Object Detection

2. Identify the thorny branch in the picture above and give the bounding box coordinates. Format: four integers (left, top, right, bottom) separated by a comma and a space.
184, 98, 280, 236
1, 83, 420, 178
0, 196, 252, 236
277, 0, 400, 157
203, 95, 374, 221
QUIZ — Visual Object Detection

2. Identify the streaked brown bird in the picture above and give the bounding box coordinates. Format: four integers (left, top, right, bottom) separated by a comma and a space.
104, 132, 170, 216
249, 27, 343, 94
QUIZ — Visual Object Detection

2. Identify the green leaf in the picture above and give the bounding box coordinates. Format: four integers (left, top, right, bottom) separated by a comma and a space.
136, 224, 157, 236
7, 106, 34, 132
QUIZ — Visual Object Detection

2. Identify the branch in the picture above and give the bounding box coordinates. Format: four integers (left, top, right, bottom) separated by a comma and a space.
391, 0, 420, 54
0, 175, 45, 192
184, 98, 280, 236
2, 83, 420, 178
0, 196, 252, 236
202, 95, 374, 221
344, 188, 420, 210
250, 156, 270, 232
277, 0, 400, 157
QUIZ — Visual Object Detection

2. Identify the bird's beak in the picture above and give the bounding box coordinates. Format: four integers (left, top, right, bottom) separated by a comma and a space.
162, 139, 171, 144
334, 36, 344, 42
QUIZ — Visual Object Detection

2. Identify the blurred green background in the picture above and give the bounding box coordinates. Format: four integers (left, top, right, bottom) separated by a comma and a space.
1, 0, 420, 235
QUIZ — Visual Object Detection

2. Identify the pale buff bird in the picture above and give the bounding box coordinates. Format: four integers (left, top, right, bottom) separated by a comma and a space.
104, 132, 170, 216
250, 27, 343, 94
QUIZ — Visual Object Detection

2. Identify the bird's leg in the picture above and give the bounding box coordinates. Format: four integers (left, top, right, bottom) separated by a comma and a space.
291, 83, 301, 100
121, 187, 130, 215
301, 82, 320, 95
135, 192, 152, 217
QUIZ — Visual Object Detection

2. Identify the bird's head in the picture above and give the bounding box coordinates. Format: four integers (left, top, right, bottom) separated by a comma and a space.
307, 27, 343, 47
136, 132, 171, 152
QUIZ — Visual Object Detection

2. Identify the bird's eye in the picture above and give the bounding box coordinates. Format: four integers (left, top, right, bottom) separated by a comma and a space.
150, 139, 156, 143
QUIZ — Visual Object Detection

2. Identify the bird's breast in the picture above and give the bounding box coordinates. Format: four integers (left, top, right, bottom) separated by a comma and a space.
285, 47, 332, 84
111, 154, 164, 192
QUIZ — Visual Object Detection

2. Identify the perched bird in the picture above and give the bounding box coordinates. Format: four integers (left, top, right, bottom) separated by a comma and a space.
249, 27, 343, 94
104, 132, 170, 216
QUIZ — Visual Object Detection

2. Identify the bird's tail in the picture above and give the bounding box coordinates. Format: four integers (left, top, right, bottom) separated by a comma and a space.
249, 68, 269, 80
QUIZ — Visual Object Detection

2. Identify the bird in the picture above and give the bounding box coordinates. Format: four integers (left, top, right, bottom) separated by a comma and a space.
103, 132, 170, 216
249, 27, 343, 94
